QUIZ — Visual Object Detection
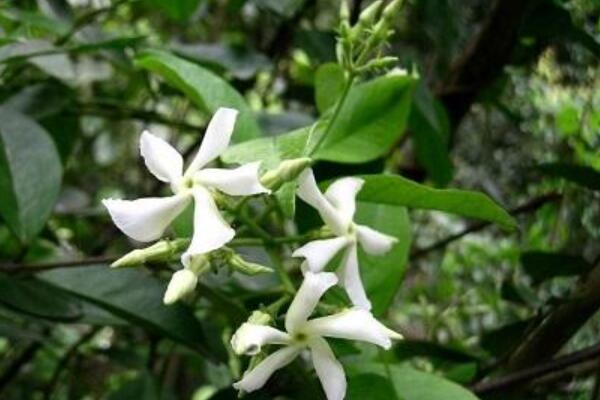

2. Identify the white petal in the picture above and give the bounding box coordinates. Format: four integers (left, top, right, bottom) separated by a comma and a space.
337, 245, 371, 310
139, 130, 183, 183
233, 346, 300, 393
310, 338, 346, 400
292, 237, 349, 273
305, 308, 392, 349
182, 187, 234, 260
102, 195, 190, 242
356, 224, 398, 255
297, 169, 348, 235
285, 272, 338, 334
195, 162, 270, 196
163, 269, 198, 305
324, 177, 363, 226
186, 107, 238, 174
231, 323, 291, 355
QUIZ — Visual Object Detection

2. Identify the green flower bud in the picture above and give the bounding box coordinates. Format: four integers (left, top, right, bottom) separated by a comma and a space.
339, 0, 350, 23
111, 238, 190, 268
248, 310, 272, 325
229, 253, 273, 276
382, 0, 404, 22
260, 157, 312, 191
357, 0, 383, 29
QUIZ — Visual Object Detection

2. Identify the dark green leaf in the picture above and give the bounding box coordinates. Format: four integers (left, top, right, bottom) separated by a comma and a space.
409, 82, 453, 186
357, 175, 516, 229
314, 74, 416, 163
480, 319, 534, 358
135, 50, 262, 142
521, 251, 592, 284
0, 107, 63, 242
538, 163, 600, 191
315, 63, 346, 114
355, 203, 411, 316
395, 340, 480, 364
39, 265, 221, 360
347, 374, 397, 400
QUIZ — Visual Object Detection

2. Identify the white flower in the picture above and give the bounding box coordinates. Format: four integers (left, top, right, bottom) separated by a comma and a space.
231, 272, 401, 400
292, 169, 397, 310
103, 108, 270, 266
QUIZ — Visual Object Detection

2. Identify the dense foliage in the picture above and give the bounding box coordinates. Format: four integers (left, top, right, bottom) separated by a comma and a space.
0, 0, 599, 399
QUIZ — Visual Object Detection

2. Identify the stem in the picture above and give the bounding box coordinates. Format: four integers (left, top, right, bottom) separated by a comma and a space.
266, 247, 295, 294
309, 73, 356, 155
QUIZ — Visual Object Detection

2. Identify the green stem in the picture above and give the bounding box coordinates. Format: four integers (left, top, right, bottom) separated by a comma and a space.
309, 73, 356, 155
266, 248, 295, 294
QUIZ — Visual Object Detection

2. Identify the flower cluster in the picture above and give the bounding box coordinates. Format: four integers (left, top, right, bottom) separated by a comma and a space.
104, 108, 402, 400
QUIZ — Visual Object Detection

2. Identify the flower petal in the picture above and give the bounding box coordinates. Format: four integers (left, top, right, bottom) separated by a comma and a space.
231, 323, 291, 355
102, 195, 190, 242
163, 269, 198, 305
233, 346, 300, 393
305, 308, 392, 349
292, 237, 349, 273
296, 169, 348, 235
285, 272, 338, 334
139, 130, 183, 183
195, 162, 270, 196
324, 177, 363, 227
186, 107, 238, 174
337, 245, 371, 310
356, 224, 398, 255
182, 187, 234, 261
310, 338, 346, 400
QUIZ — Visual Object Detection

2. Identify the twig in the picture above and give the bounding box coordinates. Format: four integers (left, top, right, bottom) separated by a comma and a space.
471, 342, 600, 395
410, 192, 561, 259
43, 328, 99, 400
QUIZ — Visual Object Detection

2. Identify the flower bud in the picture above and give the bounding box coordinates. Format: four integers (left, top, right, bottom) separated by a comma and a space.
260, 157, 312, 191
248, 310, 272, 325
111, 238, 190, 268
229, 253, 273, 276
382, 0, 404, 22
163, 269, 198, 305
339, 0, 350, 23
357, 0, 383, 29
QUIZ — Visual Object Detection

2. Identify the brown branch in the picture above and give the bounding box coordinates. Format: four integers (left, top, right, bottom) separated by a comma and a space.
0, 256, 114, 273
471, 342, 600, 395
410, 192, 561, 259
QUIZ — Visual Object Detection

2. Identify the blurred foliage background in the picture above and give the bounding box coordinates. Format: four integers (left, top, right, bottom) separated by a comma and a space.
0, 0, 599, 399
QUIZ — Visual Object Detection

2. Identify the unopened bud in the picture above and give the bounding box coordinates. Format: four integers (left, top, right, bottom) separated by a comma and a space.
339, 0, 350, 23
382, 0, 404, 22
248, 310, 272, 325
229, 253, 273, 276
260, 157, 312, 191
111, 239, 190, 268
357, 0, 383, 28
163, 269, 198, 305
359, 56, 398, 72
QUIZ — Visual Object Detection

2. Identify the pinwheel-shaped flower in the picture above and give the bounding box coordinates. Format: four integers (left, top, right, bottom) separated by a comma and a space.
231, 272, 401, 400
103, 108, 270, 267
292, 169, 397, 310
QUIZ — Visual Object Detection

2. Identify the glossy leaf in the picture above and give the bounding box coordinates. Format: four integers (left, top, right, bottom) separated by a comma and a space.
315, 62, 345, 114
135, 50, 261, 142
0, 107, 63, 242
538, 163, 600, 191
39, 265, 221, 360
358, 174, 516, 229
355, 203, 411, 316
313, 74, 416, 163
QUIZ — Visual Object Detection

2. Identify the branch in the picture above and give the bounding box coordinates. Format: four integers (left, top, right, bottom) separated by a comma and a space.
410, 192, 561, 259
471, 342, 600, 395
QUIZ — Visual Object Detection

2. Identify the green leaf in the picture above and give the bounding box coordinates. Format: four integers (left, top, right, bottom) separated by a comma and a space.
0, 107, 63, 242
39, 265, 221, 360
347, 374, 397, 400
314, 74, 416, 163
538, 163, 600, 191
480, 319, 533, 358
395, 340, 480, 364
357, 175, 516, 229
521, 251, 592, 284
144, 0, 201, 22
315, 63, 345, 114
409, 82, 453, 186
135, 50, 261, 142
0, 275, 81, 322
355, 203, 411, 316
348, 364, 480, 400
